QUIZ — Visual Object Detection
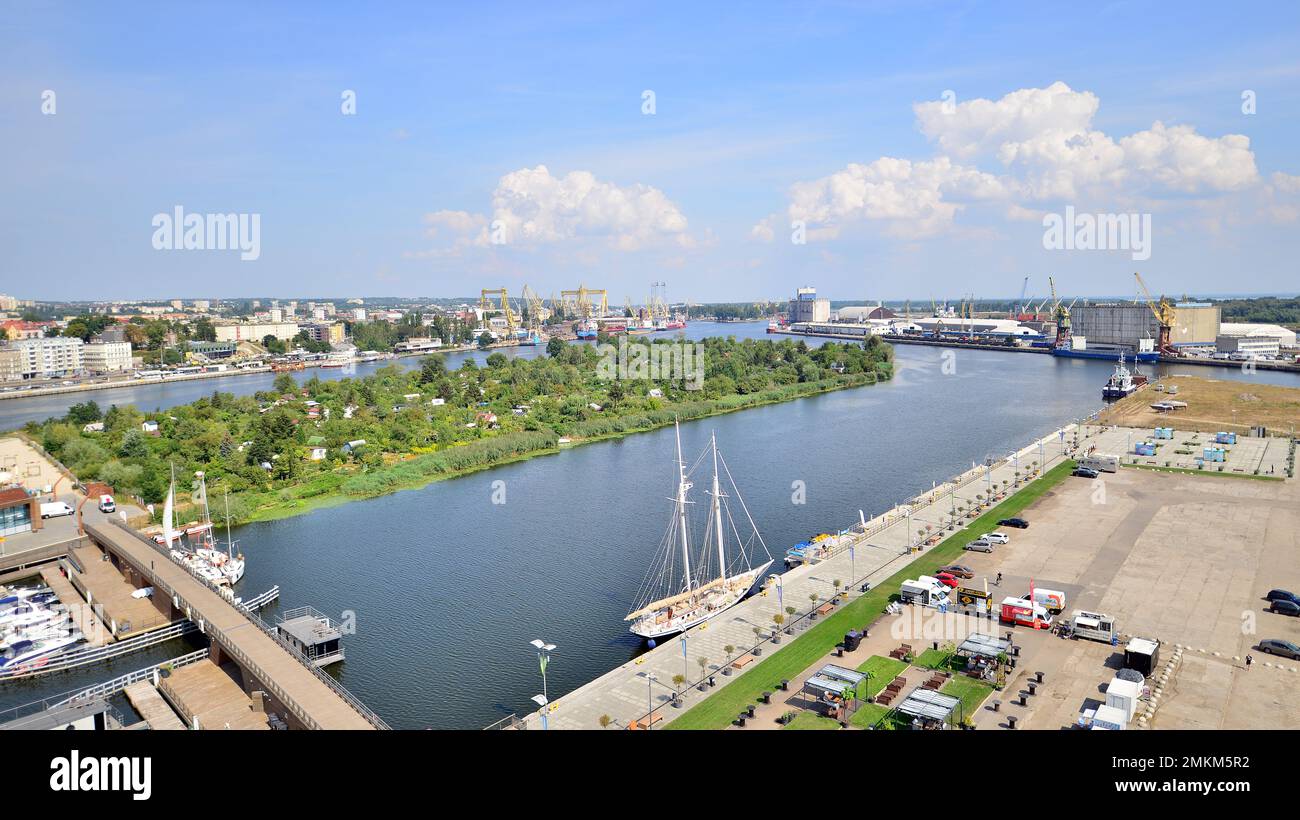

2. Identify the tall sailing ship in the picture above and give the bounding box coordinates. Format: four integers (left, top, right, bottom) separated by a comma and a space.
626, 423, 774, 642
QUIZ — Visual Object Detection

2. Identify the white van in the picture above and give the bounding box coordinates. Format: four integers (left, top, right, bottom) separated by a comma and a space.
40, 501, 75, 519
98, 494, 115, 513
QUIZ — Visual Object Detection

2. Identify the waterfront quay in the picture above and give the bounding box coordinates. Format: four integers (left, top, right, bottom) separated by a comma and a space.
517, 424, 1083, 730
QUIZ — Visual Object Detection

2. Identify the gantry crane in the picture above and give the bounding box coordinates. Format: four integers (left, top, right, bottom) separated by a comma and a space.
480, 288, 518, 336
560, 285, 609, 319
1134, 271, 1176, 354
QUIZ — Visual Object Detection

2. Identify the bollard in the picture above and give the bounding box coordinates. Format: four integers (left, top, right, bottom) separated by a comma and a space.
1035, 671, 1044, 683
933, 640, 939, 651
1028, 682, 1037, 696
780, 679, 789, 691
992, 701, 1000, 712
1008, 715, 1018, 729
761, 692, 771, 704
746, 705, 756, 718
1019, 694, 1027, 706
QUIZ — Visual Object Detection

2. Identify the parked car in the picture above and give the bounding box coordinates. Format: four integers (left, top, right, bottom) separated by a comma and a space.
934, 573, 960, 588
1072, 467, 1099, 479
965, 539, 995, 553
1258, 639, 1300, 660
997, 518, 1029, 529
1270, 600, 1300, 617
984, 532, 1010, 544
1266, 589, 1299, 604
937, 564, 974, 579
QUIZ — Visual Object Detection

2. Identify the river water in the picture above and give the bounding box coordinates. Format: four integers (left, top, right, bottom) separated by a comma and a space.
2, 324, 1296, 726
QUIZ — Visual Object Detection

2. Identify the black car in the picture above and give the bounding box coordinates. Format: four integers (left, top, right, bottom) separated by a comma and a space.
1072, 467, 1099, 479
1270, 600, 1300, 617
1258, 639, 1300, 660
1266, 589, 1299, 604
997, 518, 1029, 529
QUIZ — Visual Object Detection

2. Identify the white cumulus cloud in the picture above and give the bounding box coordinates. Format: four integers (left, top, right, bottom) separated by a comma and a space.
423, 165, 692, 252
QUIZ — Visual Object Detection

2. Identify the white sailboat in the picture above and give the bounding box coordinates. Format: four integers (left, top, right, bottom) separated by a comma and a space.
191, 473, 244, 586
626, 422, 774, 641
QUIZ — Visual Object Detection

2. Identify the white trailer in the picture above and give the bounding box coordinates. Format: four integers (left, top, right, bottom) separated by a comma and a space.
1078, 453, 1119, 473
1070, 611, 1119, 644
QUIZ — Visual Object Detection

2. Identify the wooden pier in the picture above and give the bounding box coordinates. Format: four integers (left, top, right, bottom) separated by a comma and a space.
83, 521, 384, 730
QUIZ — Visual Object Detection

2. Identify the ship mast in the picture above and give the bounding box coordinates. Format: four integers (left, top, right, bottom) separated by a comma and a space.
674, 421, 693, 593
711, 432, 727, 583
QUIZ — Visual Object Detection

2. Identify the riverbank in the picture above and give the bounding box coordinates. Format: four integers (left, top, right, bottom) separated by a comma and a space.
664, 458, 1077, 730
235, 371, 887, 523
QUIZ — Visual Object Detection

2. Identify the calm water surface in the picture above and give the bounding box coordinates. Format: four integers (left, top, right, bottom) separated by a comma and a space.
2, 324, 1296, 726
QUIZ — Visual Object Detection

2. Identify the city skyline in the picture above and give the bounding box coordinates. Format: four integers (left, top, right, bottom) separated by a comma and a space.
4, 2, 1299, 303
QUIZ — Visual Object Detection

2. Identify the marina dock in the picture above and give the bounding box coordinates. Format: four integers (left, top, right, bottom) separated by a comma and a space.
515, 424, 1086, 730
81, 521, 385, 730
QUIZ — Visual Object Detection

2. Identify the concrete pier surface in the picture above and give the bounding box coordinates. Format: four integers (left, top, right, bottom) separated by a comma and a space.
520, 423, 1086, 730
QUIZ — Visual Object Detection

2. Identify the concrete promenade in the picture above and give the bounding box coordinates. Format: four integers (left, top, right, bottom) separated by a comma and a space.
521, 423, 1085, 730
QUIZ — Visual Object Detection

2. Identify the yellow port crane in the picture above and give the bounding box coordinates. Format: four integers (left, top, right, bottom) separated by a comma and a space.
479, 288, 518, 336
521, 285, 547, 332
560, 285, 609, 319
1133, 271, 1176, 354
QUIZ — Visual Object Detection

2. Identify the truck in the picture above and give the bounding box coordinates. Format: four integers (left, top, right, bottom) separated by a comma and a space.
1077, 453, 1119, 473
999, 597, 1052, 629
900, 578, 948, 608
1070, 610, 1119, 644
1029, 587, 1066, 614
39, 501, 75, 519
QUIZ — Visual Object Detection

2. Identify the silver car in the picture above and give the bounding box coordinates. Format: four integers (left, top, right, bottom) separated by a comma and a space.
965, 538, 995, 553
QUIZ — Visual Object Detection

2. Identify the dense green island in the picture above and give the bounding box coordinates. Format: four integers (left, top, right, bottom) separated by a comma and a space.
22, 336, 893, 524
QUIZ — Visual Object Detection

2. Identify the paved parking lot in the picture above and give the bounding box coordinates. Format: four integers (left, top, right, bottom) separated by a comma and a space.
1081, 424, 1292, 477
963, 464, 1300, 729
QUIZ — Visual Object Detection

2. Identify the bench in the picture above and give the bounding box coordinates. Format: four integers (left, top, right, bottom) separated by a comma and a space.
816, 603, 835, 616
731, 655, 755, 670
626, 712, 664, 730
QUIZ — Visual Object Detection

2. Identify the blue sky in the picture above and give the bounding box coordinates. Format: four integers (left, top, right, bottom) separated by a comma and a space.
3, 1, 1299, 304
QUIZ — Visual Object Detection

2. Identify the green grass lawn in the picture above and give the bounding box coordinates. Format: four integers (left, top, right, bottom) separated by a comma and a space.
854, 655, 907, 699
1123, 463, 1283, 481
665, 459, 1076, 730
784, 712, 841, 730
848, 702, 892, 729
941, 675, 996, 724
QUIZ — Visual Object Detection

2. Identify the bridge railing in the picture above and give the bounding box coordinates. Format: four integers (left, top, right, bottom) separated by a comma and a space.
98, 519, 389, 730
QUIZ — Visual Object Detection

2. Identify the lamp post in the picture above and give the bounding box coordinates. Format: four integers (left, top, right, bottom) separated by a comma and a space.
769, 573, 783, 612
529, 638, 555, 707
679, 634, 689, 685
849, 544, 855, 586
531, 694, 549, 730
646, 673, 657, 730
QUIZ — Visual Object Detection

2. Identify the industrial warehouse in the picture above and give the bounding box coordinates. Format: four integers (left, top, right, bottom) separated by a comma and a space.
774, 276, 1299, 371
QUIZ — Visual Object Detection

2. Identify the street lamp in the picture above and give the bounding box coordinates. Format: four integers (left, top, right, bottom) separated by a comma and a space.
646, 673, 658, 730
531, 694, 549, 730
530, 638, 555, 705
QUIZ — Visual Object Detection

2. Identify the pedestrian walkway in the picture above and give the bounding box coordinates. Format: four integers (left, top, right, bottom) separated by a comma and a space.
519, 424, 1082, 729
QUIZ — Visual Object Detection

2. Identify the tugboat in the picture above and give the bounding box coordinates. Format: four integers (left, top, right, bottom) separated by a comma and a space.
1102, 352, 1139, 400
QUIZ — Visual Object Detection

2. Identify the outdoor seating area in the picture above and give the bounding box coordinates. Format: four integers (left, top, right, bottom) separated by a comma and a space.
876, 675, 907, 705
895, 688, 962, 730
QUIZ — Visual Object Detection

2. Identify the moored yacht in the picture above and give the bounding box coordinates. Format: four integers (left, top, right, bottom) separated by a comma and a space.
626, 422, 774, 642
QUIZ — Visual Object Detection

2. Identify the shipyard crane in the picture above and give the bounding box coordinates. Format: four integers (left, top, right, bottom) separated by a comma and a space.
521, 285, 548, 332
560, 285, 609, 319
1133, 271, 1176, 354
479, 288, 518, 336
1048, 276, 1071, 348
1013, 275, 1030, 319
